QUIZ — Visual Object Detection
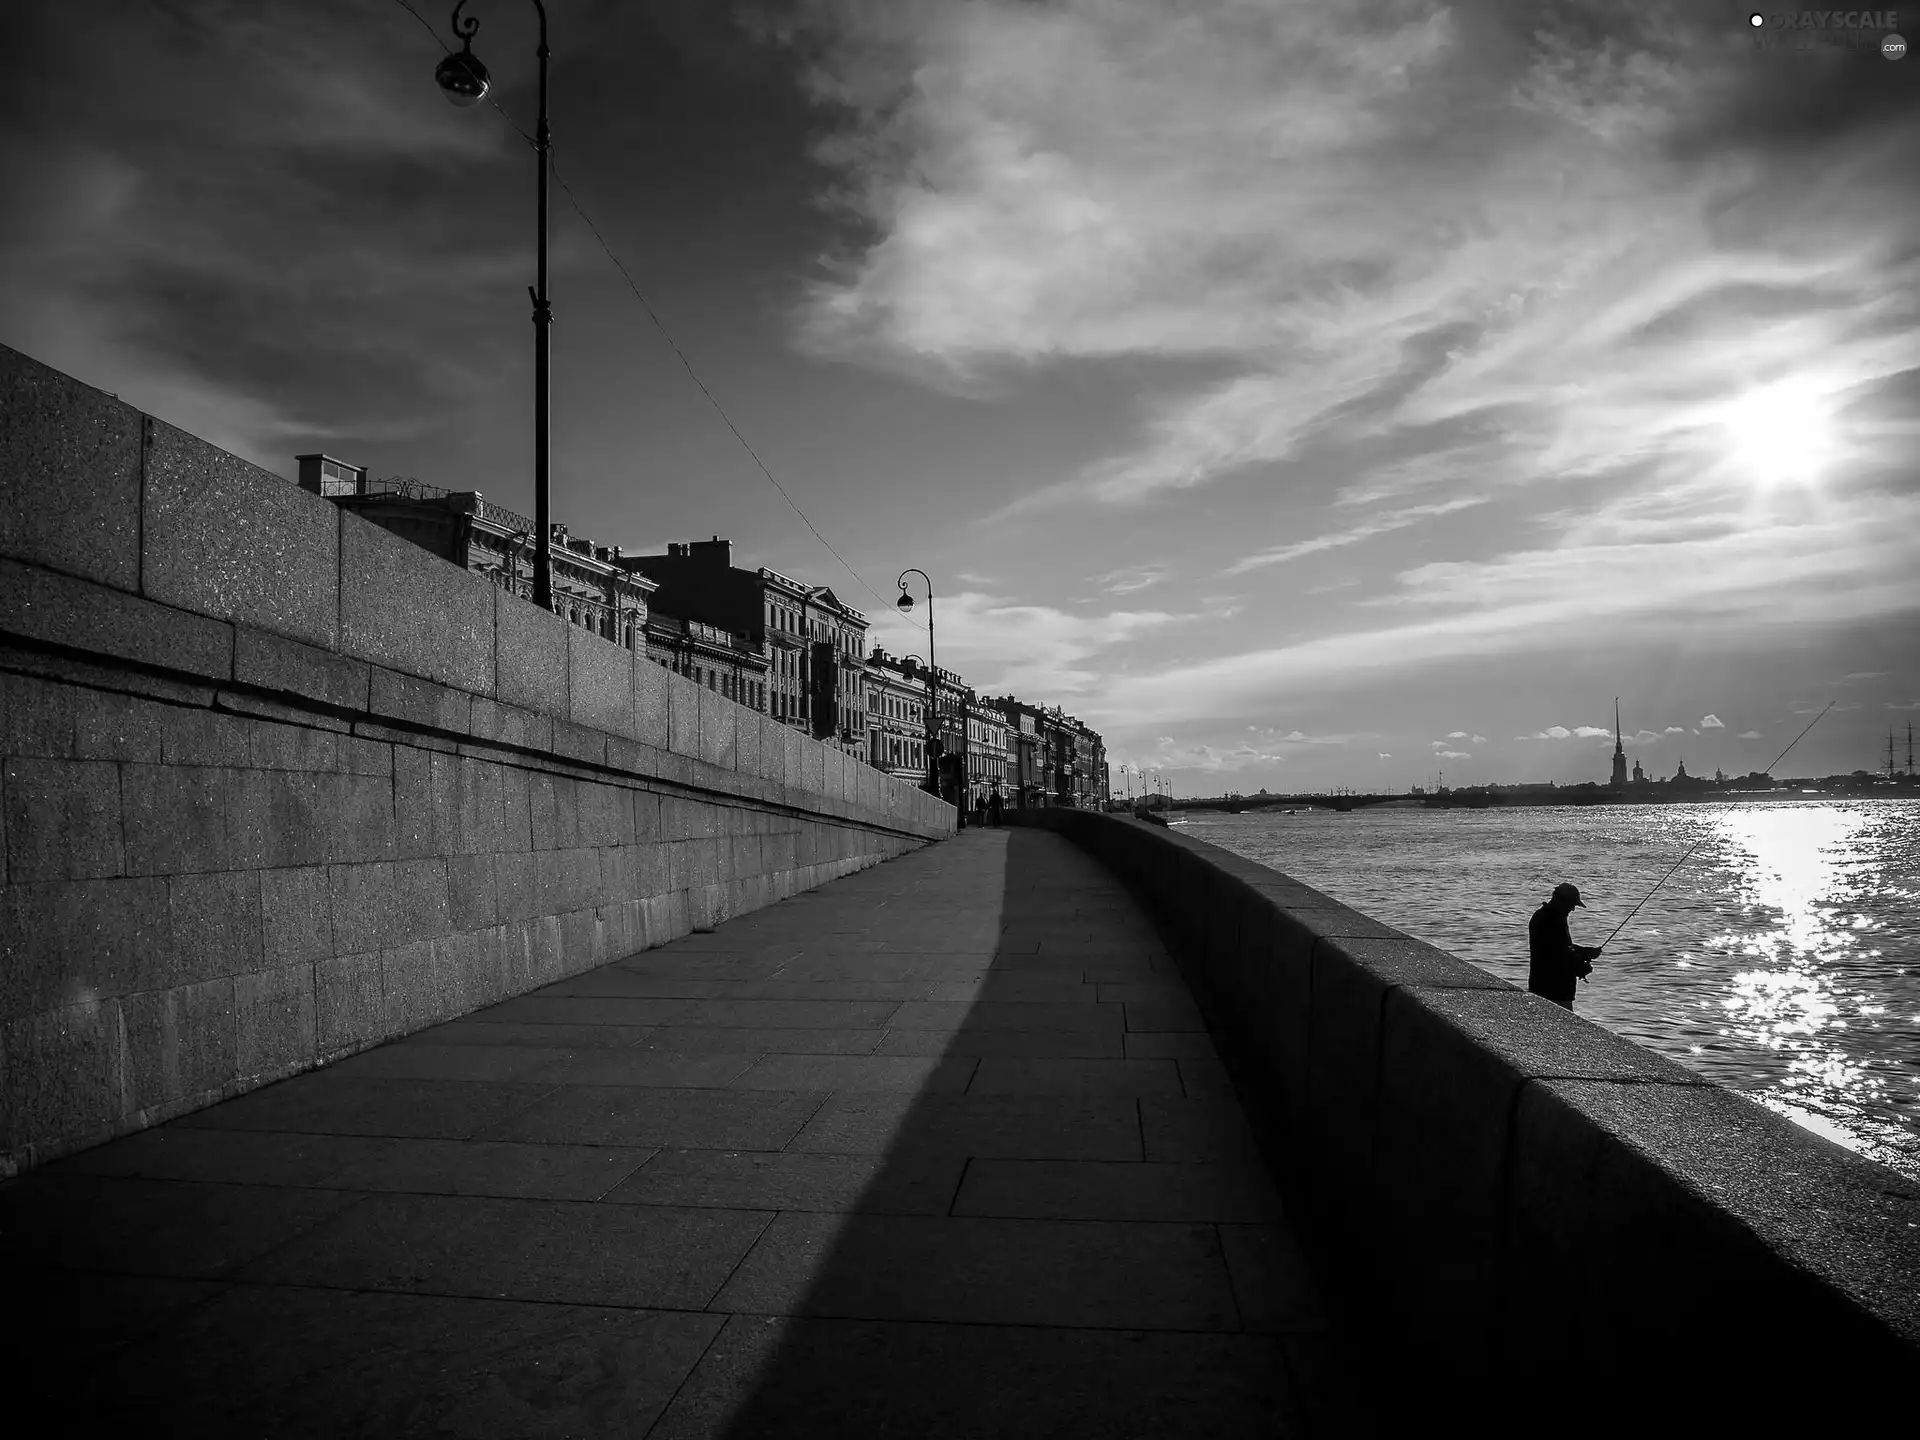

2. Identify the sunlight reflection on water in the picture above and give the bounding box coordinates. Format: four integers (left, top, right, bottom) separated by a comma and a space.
1185, 799, 1920, 1179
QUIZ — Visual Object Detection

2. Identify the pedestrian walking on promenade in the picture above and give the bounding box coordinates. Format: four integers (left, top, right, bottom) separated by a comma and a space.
1528, 882, 1602, 1011
987, 789, 1003, 826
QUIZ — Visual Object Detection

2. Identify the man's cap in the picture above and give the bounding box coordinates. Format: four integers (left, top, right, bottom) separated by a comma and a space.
1552, 882, 1585, 907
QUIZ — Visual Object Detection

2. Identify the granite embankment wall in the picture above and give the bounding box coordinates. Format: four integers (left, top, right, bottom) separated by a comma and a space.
0, 344, 952, 1176
1012, 808, 1919, 1433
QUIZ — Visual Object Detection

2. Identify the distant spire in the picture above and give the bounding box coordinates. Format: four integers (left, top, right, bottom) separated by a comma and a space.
1610, 697, 1629, 789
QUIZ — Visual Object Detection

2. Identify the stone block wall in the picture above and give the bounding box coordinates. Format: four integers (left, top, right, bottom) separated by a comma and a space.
1008, 807, 1920, 1435
0, 343, 952, 1175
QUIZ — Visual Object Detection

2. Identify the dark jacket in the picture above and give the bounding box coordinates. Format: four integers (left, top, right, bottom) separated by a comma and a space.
1528, 903, 1594, 1005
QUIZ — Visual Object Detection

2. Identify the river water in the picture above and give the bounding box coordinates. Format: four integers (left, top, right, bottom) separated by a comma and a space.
1175, 798, 1920, 1180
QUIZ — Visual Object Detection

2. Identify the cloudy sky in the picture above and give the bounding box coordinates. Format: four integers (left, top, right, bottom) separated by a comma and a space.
4, 0, 1916, 790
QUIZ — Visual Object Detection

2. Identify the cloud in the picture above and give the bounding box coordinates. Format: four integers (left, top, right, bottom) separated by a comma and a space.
1377, 752, 1392, 759
1086, 498, 1920, 726
1447, 731, 1469, 739
865, 587, 1195, 702
1471, 734, 1488, 745
1664, 725, 1686, 734
1843, 671, 1889, 682
1224, 496, 1489, 576
1737, 730, 1762, 739
1089, 564, 1168, 595
1240, 726, 1351, 747
1437, 749, 1471, 760
1700, 714, 1725, 728
1519, 723, 1614, 742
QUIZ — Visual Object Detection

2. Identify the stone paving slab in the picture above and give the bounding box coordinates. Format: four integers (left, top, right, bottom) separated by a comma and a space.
173, 1075, 562, 1139
324, 1041, 579, 1082
602, 1147, 965, 1215
117, 1287, 723, 1437
235, 1192, 774, 1308
1, 827, 1366, 1436
486, 1085, 829, 1149
713, 1211, 1245, 1330
875, 1025, 1126, 1057
521, 1050, 762, 1087
59, 1126, 653, 1200
953, 1158, 1284, 1223
650, 1316, 1306, 1439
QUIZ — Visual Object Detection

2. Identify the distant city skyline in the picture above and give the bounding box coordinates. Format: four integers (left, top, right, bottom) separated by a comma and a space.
2, 1, 1914, 792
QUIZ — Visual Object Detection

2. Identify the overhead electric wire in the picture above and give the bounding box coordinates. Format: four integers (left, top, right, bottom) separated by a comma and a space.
390, 0, 892, 609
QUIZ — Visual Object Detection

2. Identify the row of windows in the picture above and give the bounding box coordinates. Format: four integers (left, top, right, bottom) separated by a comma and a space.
766, 600, 864, 655
868, 692, 924, 724
650, 654, 766, 712
873, 734, 926, 771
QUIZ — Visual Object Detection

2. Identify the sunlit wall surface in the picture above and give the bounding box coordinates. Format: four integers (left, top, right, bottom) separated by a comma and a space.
1190, 800, 1920, 1179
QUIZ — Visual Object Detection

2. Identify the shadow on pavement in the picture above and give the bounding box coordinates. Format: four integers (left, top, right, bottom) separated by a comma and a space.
653, 827, 1362, 1438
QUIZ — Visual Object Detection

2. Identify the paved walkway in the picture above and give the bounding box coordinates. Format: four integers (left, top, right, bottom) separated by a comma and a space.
6, 828, 1365, 1437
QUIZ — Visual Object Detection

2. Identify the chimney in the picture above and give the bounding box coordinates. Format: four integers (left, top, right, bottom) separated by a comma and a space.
687, 536, 732, 568
294, 453, 367, 498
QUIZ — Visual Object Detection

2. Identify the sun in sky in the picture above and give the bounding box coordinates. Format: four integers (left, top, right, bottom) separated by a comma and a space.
1720, 376, 1841, 488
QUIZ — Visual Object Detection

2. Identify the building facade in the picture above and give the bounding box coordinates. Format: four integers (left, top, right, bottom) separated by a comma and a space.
296, 456, 657, 647
980, 696, 1106, 808
965, 708, 1009, 807
982, 696, 1047, 808
643, 612, 768, 711
864, 647, 931, 786
619, 538, 869, 760
870, 649, 970, 801
1060, 714, 1107, 807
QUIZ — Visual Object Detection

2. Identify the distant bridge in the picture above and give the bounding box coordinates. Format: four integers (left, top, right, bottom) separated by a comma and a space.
1165, 793, 1411, 814
1166, 789, 1624, 814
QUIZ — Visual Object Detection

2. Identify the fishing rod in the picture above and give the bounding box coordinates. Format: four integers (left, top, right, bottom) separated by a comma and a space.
1598, 699, 1835, 950
1599, 837, 1709, 949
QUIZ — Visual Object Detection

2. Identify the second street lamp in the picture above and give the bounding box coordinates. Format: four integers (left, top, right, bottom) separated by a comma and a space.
436, 0, 554, 611
895, 569, 942, 804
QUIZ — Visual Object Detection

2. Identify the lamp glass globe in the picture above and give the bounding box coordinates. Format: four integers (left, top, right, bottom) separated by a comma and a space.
895, 592, 914, 611
435, 51, 490, 107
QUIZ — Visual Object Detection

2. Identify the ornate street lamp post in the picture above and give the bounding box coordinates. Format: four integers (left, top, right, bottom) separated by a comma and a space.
435, 0, 554, 611
895, 570, 944, 806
